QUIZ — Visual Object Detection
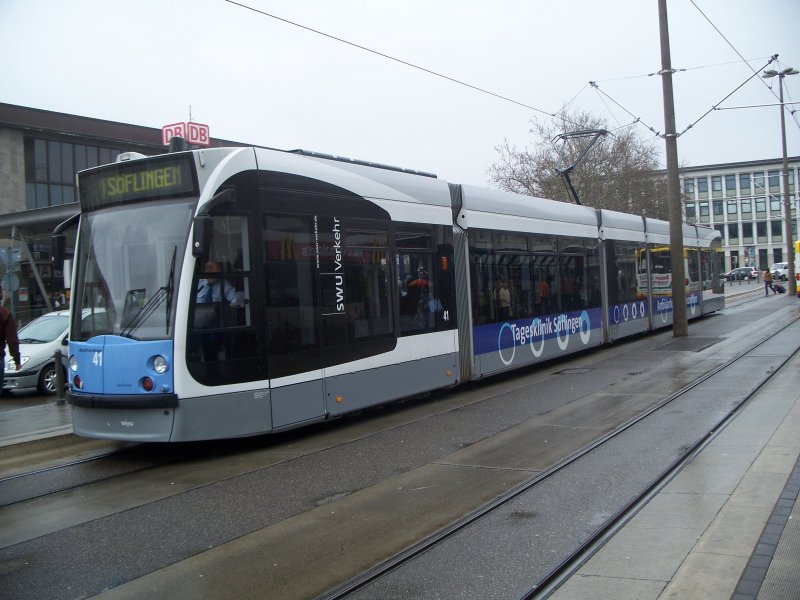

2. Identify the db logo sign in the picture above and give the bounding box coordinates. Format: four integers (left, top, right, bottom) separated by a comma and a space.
161, 122, 211, 147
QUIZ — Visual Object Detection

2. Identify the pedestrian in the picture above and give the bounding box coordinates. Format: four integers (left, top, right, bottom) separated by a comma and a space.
0, 290, 20, 395
763, 269, 775, 296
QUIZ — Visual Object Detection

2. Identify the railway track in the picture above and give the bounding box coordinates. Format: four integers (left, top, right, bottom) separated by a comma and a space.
321, 311, 800, 599
1, 298, 797, 600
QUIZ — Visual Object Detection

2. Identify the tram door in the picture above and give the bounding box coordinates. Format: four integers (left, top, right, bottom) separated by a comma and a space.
263, 212, 325, 429
259, 174, 395, 429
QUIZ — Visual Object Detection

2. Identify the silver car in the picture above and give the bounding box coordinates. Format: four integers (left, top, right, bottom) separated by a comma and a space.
770, 262, 788, 281
4, 310, 70, 395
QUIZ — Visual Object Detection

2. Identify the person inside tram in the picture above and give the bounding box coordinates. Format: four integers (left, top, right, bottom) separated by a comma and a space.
497, 279, 512, 321
540, 276, 552, 314
196, 260, 240, 313
195, 260, 242, 360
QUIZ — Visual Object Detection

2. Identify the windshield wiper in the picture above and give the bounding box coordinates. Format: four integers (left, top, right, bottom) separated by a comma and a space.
165, 246, 177, 336
120, 287, 168, 338
120, 246, 179, 339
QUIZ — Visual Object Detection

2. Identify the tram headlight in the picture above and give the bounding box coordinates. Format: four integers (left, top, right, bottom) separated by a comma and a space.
153, 355, 168, 375
69, 355, 78, 372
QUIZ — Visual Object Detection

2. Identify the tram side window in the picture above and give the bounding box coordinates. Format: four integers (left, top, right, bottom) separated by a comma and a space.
558, 237, 591, 312
606, 241, 640, 305
687, 249, 701, 286
316, 216, 398, 365
331, 225, 393, 344
496, 253, 533, 319
532, 253, 558, 315
469, 230, 493, 324
397, 224, 455, 335
649, 245, 672, 295
189, 214, 254, 357
263, 214, 321, 378
584, 238, 601, 308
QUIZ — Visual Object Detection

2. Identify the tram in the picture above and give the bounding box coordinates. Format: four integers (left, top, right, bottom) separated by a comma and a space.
59, 145, 724, 441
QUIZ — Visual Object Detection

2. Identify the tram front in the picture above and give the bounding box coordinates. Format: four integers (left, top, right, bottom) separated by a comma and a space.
67, 152, 199, 440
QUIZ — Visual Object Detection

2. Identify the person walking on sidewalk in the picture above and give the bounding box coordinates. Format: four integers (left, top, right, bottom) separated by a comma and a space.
0, 303, 20, 395
763, 269, 776, 296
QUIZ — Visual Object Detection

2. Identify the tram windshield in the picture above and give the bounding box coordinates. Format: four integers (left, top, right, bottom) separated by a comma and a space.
71, 199, 195, 341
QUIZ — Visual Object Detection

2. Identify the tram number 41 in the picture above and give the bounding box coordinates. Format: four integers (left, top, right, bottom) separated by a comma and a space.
92, 351, 103, 367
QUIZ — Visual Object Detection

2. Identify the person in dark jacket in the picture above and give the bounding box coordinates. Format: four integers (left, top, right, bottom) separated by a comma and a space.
0, 305, 20, 394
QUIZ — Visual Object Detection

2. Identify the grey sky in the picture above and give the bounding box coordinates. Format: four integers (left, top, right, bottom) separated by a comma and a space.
1, 0, 798, 187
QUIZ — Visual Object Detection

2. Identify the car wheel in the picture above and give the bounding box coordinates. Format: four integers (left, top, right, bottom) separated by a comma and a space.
37, 363, 61, 395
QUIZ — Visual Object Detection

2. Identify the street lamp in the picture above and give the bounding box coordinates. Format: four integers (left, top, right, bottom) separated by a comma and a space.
762, 66, 799, 295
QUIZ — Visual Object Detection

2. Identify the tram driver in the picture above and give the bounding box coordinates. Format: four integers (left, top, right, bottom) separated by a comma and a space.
194, 260, 243, 361
196, 260, 240, 312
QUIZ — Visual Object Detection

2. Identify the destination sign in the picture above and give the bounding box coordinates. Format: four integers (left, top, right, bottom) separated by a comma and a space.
79, 155, 198, 211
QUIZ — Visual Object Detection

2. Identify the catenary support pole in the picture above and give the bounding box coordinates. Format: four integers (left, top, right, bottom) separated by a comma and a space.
658, 0, 688, 336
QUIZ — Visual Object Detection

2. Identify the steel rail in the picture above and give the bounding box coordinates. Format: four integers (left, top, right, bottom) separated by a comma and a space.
318, 314, 800, 600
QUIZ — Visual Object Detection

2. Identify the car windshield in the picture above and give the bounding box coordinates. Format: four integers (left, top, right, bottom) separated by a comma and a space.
17, 314, 68, 343
71, 199, 195, 341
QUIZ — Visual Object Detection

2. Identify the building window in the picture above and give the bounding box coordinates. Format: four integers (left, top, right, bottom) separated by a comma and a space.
756, 221, 767, 242
711, 175, 722, 197
683, 178, 695, 197
741, 199, 752, 215
725, 174, 736, 196
758, 248, 768, 270
714, 224, 725, 240
771, 220, 782, 241
742, 222, 753, 241
24, 137, 123, 209
728, 223, 739, 241
753, 172, 765, 193
699, 201, 709, 218
755, 197, 766, 216
789, 169, 795, 192
685, 203, 696, 220
770, 195, 782, 214
726, 199, 738, 216
697, 177, 709, 198
712, 200, 723, 218
768, 170, 780, 193
739, 173, 751, 194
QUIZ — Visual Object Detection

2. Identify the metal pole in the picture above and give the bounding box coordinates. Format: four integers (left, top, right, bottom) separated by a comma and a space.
658, 0, 688, 336
54, 349, 66, 404
777, 78, 797, 296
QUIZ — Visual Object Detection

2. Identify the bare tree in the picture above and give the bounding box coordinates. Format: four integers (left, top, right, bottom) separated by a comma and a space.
488, 109, 669, 219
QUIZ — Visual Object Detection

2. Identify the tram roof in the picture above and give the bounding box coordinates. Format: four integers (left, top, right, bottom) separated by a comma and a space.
456, 185, 599, 238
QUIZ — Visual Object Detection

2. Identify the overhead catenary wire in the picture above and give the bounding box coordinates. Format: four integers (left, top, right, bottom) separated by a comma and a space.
223, 0, 798, 146
222, 0, 579, 126
589, 81, 663, 138
679, 55, 781, 137
588, 55, 792, 141
688, 0, 781, 101
688, 2, 800, 132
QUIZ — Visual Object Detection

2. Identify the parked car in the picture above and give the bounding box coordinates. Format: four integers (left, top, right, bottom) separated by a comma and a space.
770, 262, 788, 281
3, 310, 70, 395
725, 267, 759, 281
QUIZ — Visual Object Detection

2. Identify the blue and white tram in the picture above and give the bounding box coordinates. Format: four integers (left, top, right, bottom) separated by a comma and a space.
63, 145, 723, 442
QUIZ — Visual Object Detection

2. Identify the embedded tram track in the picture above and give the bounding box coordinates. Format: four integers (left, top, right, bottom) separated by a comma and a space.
319, 311, 800, 600
0, 439, 231, 507
2, 296, 796, 600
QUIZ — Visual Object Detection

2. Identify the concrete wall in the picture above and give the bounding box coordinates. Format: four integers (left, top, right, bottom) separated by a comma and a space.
0, 128, 25, 214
